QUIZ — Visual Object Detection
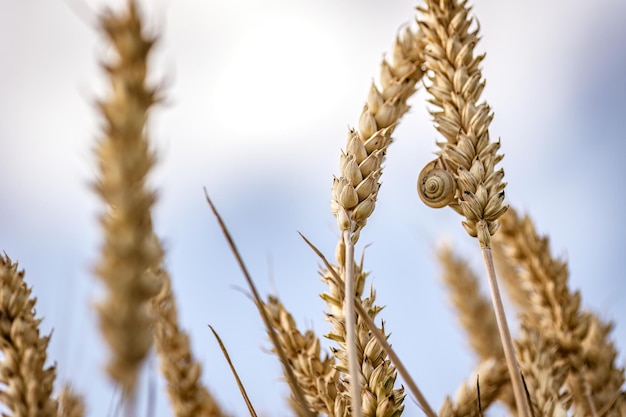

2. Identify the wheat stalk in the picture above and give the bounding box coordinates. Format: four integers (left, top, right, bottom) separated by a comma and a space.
0, 254, 58, 417
92, 0, 163, 396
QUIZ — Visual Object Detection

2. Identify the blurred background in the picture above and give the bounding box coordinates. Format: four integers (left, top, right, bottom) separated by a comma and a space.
1, 0, 626, 415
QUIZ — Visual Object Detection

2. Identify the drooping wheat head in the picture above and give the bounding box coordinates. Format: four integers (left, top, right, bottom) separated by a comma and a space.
417, 0, 506, 247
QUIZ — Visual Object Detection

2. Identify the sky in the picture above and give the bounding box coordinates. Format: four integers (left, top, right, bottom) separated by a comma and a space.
1, 0, 626, 416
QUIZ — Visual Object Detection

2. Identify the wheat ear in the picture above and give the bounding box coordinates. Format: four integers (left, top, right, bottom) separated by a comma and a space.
415, 1, 531, 413
58, 384, 86, 417
328, 23, 425, 417
0, 255, 58, 417
92, 0, 163, 395
150, 267, 227, 417
301, 234, 435, 417
263, 296, 338, 416
495, 208, 610, 416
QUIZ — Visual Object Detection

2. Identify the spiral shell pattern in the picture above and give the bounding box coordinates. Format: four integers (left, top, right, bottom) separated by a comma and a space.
417, 159, 456, 208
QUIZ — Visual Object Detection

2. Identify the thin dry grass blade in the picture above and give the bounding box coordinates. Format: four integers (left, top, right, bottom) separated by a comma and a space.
204, 190, 314, 417
209, 326, 257, 417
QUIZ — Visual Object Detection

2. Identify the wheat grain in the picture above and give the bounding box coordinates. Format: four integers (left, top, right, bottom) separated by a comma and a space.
0, 255, 58, 417
92, 0, 163, 395
150, 267, 227, 417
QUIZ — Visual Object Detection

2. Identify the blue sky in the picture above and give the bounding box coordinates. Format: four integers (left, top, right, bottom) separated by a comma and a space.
1, 0, 626, 416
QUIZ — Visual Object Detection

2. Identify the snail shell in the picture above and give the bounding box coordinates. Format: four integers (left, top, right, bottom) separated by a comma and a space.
417, 159, 456, 208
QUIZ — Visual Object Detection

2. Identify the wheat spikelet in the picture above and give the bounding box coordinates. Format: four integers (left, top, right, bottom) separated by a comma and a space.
579, 314, 625, 416
437, 245, 502, 360
319, 263, 405, 417
150, 267, 227, 417
515, 325, 569, 417
417, 0, 507, 247
57, 385, 86, 417
439, 358, 509, 417
331, 25, 424, 249
263, 296, 338, 416
0, 255, 58, 417
93, 0, 163, 395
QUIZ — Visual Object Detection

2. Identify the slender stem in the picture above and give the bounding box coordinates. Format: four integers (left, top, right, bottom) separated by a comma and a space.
205, 190, 314, 417
343, 230, 363, 417
481, 246, 532, 417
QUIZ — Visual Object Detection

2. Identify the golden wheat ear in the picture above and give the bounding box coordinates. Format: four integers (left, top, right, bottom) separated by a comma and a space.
0, 255, 58, 417
299, 233, 436, 417
263, 295, 338, 416
92, 0, 163, 397
494, 207, 625, 416
327, 21, 426, 416
415, 0, 530, 411
203, 189, 314, 417
150, 268, 227, 417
